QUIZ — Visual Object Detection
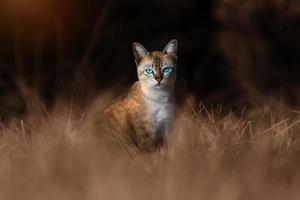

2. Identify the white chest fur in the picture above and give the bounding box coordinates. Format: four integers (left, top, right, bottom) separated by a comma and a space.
144, 95, 175, 138
140, 83, 175, 138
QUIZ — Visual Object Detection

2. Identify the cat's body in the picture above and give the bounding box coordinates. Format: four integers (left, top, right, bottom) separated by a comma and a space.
104, 81, 174, 151
100, 40, 178, 152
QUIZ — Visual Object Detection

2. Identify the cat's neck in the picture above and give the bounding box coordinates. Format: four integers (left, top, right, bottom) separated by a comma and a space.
140, 83, 174, 103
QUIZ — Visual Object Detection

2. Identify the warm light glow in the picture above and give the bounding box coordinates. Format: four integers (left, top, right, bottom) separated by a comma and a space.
3, 0, 52, 17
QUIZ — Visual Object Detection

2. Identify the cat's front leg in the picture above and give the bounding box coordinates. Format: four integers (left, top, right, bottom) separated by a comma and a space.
136, 132, 157, 152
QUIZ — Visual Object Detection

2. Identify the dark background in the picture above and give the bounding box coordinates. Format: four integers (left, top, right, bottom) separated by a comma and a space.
1, 0, 300, 119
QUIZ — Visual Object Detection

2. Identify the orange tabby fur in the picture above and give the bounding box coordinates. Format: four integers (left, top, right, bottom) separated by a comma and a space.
96, 40, 178, 152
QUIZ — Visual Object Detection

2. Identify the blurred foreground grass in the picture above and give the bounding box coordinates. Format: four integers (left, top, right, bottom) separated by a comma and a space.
0, 94, 300, 200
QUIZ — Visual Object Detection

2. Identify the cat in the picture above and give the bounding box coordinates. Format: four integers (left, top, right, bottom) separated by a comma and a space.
98, 39, 178, 152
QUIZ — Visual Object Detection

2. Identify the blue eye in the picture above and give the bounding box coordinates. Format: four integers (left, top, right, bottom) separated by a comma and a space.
162, 67, 172, 74
145, 68, 154, 75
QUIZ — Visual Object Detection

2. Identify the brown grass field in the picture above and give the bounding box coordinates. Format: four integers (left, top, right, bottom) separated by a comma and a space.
1, 92, 300, 200
1, 0, 300, 199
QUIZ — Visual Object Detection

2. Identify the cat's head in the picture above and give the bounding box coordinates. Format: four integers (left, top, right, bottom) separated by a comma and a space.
133, 40, 177, 90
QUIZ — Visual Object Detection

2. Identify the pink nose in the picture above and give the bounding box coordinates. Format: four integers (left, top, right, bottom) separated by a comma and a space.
155, 77, 162, 83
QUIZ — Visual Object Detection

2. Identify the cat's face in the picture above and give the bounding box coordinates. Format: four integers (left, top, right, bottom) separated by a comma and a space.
133, 40, 177, 90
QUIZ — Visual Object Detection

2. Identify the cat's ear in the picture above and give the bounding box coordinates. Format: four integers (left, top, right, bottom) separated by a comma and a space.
163, 39, 177, 55
133, 42, 149, 60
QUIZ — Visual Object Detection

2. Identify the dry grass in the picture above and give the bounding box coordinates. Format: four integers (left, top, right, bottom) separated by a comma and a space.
1, 95, 300, 200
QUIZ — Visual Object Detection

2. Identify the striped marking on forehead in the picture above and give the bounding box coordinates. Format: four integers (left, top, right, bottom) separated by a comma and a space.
152, 56, 163, 69
151, 56, 163, 81
150, 51, 165, 69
